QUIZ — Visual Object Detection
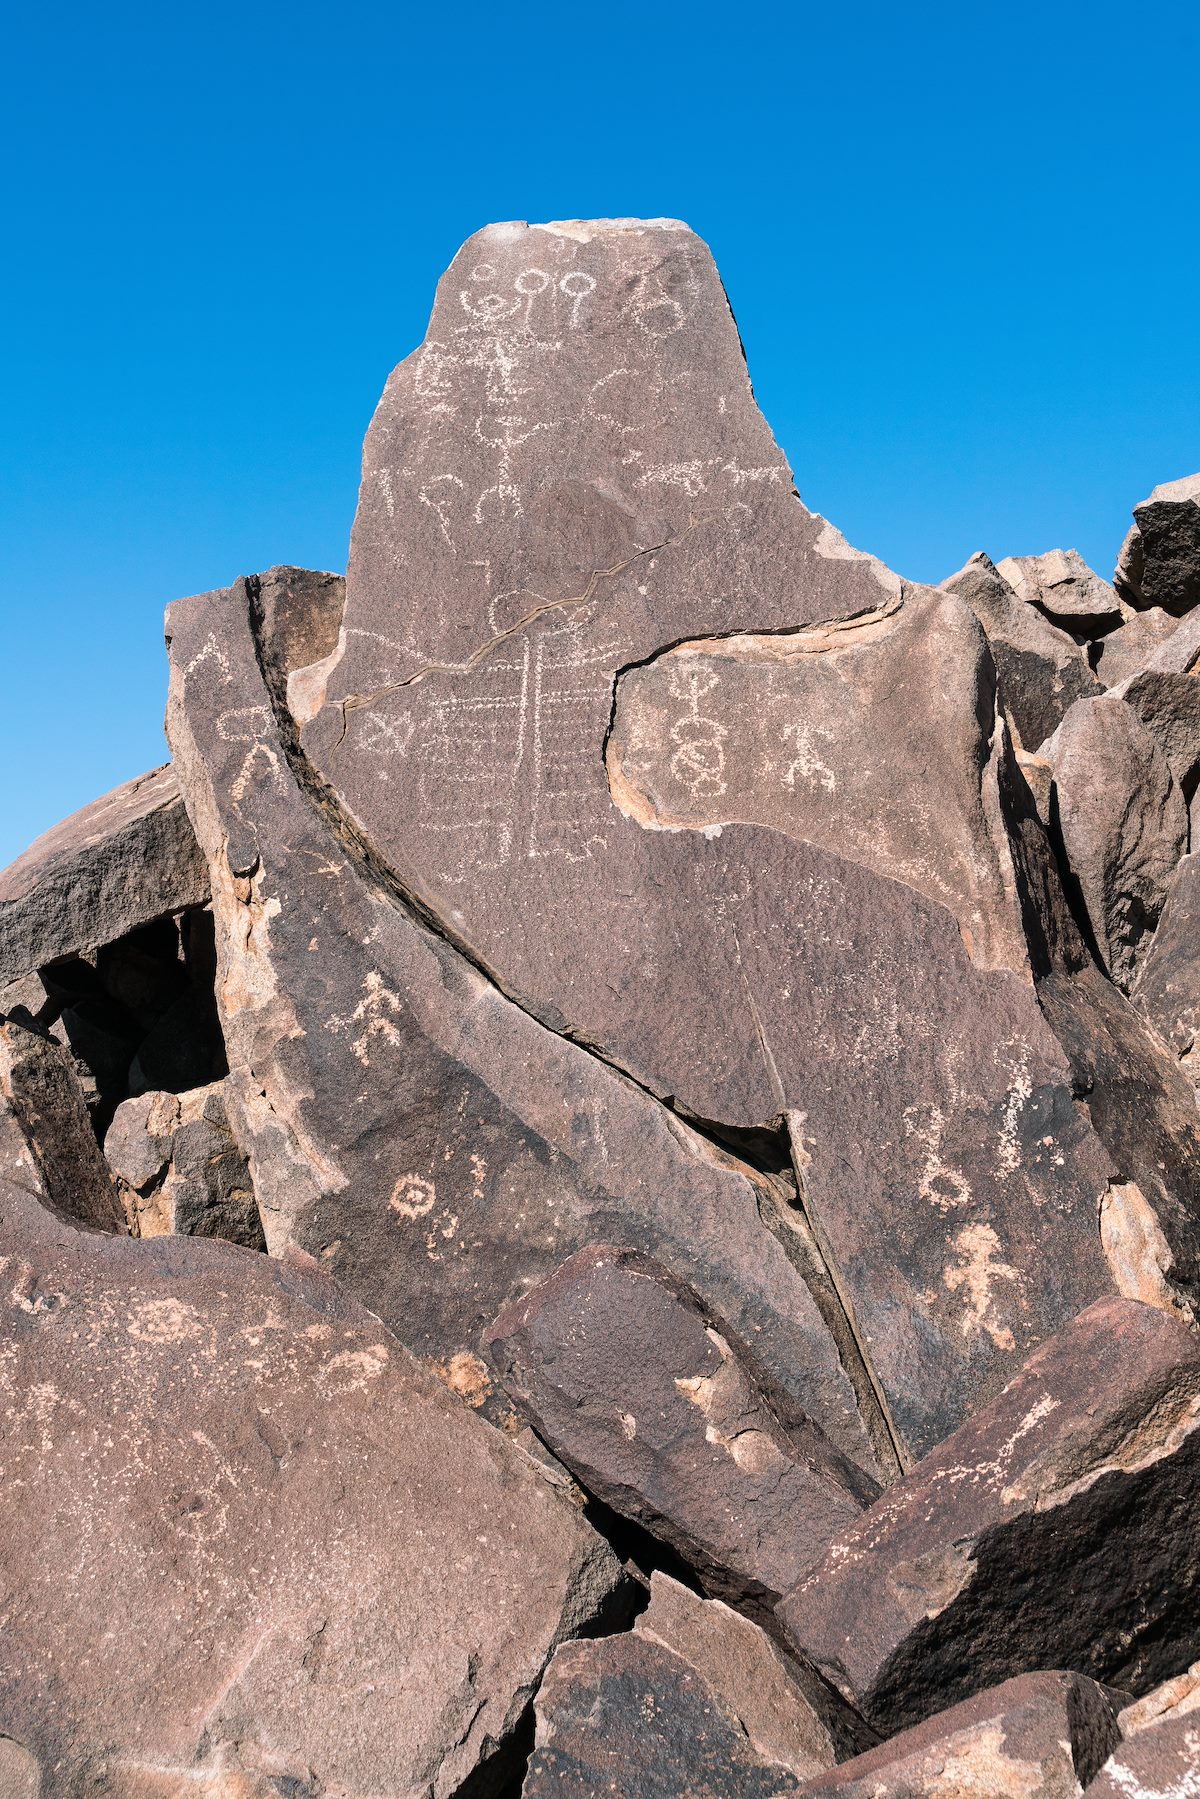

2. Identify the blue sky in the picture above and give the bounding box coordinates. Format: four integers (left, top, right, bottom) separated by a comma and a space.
3, 1, 1198, 866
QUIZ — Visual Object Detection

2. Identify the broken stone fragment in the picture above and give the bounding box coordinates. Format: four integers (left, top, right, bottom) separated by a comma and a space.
0, 764, 209, 987
777, 1297, 1200, 1737
1117, 1659, 1200, 1739
637, 1573, 862, 1774
486, 1244, 877, 1611
522, 1630, 810, 1798
104, 1080, 264, 1248
1087, 1708, 1200, 1796
996, 548, 1125, 635
941, 550, 1100, 750
1114, 473, 1200, 614
0, 1017, 124, 1231
0, 1180, 628, 1798
1046, 694, 1186, 987
793, 1671, 1125, 1797
165, 569, 881, 1478
1095, 605, 1184, 687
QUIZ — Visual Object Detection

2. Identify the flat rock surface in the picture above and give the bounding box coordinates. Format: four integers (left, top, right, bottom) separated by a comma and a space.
637, 1573, 851, 1775
0, 765, 209, 986
795, 1671, 1124, 1797
284, 224, 1134, 1465
0, 1181, 626, 1798
778, 1296, 1200, 1736
487, 1243, 878, 1608
522, 1630, 808, 1798
1133, 851, 1200, 1082
1087, 1708, 1200, 1796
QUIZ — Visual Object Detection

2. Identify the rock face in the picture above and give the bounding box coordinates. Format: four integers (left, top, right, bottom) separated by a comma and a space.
164, 568, 881, 1477
1046, 694, 1187, 987
1088, 1709, 1200, 1797
941, 550, 1100, 750
795, 1672, 1124, 1798
486, 1243, 877, 1610
778, 1297, 1200, 1736
0, 764, 208, 987
997, 548, 1125, 634
1115, 472, 1200, 614
288, 220, 1151, 1467
9, 220, 1200, 1796
0, 1183, 626, 1798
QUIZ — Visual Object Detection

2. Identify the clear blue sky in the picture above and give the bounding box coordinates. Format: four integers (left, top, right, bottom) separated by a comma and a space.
3, 1, 1198, 866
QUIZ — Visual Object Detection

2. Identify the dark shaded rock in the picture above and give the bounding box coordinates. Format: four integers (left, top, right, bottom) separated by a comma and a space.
1115, 473, 1200, 614
105, 1080, 264, 1248
1088, 1708, 1200, 1796
164, 571, 882, 1477
1046, 695, 1186, 987
0, 1180, 627, 1798
637, 1573, 862, 1773
777, 1297, 1200, 1737
794, 1672, 1124, 1797
996, 548, 1125, 634
942, 550, 1101, 750
0, 1018, 123, 1230
0, 765, 209, 987
487, 1244, 877, 1610
522, 1630, 808, 1798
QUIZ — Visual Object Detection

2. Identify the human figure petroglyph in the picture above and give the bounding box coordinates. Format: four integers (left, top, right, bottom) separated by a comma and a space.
667, 664, 728, 800
781, 720, 836, 794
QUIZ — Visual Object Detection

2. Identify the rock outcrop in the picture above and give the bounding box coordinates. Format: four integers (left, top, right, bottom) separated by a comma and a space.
3, 218, 1200, 1797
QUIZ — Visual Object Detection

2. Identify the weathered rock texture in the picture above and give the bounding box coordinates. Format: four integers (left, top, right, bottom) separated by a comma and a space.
0, 764, 208, 986
486, 1243, 877, 1610
941, 550, 1100, 750
104, 1080, 264, 1246
1115, 472, 1200, 614
5, 220, 1200, 1798
997, 547, 1124, 634
0, 1183, 626, 1798
778, 1297, 1200, 1736
794, 1672, 1124, 1797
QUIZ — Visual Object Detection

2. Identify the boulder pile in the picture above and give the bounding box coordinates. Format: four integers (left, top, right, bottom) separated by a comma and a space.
3, 219, 1200, 1797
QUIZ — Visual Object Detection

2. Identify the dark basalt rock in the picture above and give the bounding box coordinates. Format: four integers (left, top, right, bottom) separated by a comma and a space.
487, 1243, 878, 1611
0, 764, 208, 987
777, 1297, 1200, 1737
1115, 474, 1200, 615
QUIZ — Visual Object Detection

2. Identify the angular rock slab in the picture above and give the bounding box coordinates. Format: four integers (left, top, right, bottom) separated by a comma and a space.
1115, 472, 1200, 614
1108, 606, 1200, 796
0, 764, 209, 987
487, 1244, 877, 1609
522, 1631, 809, 1798
996, 548, 1124, 634
1047, 695, 1186, 987
0, 1182, 626, 1798
941, 550, 1100, 752
1088, 1710, 1200, 1797
778, 1297, 1200, 1737
795, 1673, 1123, 1797
0, 1017, 123, 1231
165, 570, 880, 1475
637, 1573, 856, 1774
294, 222, 1132, 1463
1094, 604, 1182, 687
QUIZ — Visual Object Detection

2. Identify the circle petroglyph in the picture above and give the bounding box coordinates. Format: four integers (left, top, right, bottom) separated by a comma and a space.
390, 1174, 437, 1220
